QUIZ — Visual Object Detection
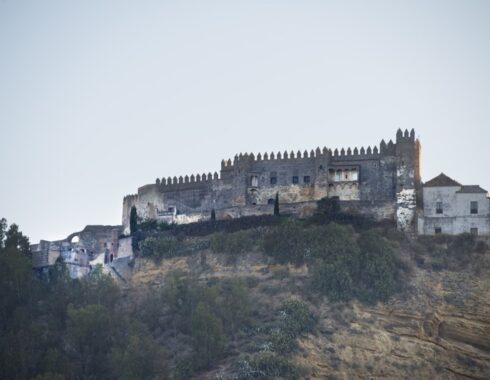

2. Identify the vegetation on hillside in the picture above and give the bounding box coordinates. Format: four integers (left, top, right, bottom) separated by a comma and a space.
1, 210, 487, 379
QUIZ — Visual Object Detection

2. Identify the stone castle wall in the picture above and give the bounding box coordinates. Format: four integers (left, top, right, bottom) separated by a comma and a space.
122, 129, 421, 233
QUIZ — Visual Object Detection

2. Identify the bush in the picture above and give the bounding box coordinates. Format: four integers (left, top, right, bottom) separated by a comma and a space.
250, 352, 298, 379
310, 228, 402, 304
140, 236, 180, 262
270, 300, 315, 354
262, 219, 307, 264
279, 300, 315, 336
210, 230, 256, 255
357, 230, 400, 303
311, 260, 355, 301
191, 302, 226, 369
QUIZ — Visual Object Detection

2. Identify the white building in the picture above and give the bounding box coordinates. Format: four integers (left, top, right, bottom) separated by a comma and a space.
418, 173, 490, 236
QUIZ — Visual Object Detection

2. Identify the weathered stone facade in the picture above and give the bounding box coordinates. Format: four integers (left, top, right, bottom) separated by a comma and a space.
31, 225, 125, 278
123, 129, 421, 233
418, 173, 490, 235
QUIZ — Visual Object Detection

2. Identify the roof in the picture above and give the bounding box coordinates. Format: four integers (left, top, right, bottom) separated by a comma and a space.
424, 173, 462, 187
456, 185, 488, 194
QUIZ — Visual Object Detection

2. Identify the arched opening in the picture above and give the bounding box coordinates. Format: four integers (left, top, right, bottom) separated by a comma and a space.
70, 235, 80, 244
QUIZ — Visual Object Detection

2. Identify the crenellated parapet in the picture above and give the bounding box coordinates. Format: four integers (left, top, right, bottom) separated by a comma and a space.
155, 171, 220, 190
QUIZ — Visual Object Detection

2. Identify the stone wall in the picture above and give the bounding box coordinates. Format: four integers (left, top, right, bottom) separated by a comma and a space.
121, 129, 421, 232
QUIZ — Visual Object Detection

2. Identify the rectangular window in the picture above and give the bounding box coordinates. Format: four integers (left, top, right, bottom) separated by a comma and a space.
470, 228, 478, 235
436, 202, 443, 214
470, 201, 478, 214
292, 176, 299, 184
303, 176, 311, 184
270, 177, 277, 185
434, 227, 442, 234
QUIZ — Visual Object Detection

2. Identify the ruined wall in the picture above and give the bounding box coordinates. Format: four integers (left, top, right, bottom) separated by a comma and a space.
32, 225, 124, 278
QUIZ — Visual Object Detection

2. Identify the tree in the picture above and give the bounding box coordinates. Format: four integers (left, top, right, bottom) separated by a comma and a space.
4, 223, 30, 257
129, 206, 138, 235
211, 208, 216, 221
274, 192, 280, 216
67, 304, 113, 377
317, 196, 340, 216
191, 302, 225, 369
110, 333, 168, 380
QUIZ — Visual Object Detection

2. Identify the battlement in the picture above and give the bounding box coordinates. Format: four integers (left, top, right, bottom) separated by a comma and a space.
218, 134, 414, 166
155, 171, 221, 188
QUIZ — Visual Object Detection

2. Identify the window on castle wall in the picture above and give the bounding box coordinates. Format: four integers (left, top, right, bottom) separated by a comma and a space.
335, 170, 341, 181
351, 169, 358, 181
250, 175, 259, 187
436, 202, 443, 214
471, 201, 478, 214
435, 227, 442, 234
303, 176, 311, 184
270, 177, 277, 185
268, 198, 274, 205
292, 176, 299, 184
344, 170, 350, 180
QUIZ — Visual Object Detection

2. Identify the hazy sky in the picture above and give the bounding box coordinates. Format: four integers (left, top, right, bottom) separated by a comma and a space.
1, 0, 489, 243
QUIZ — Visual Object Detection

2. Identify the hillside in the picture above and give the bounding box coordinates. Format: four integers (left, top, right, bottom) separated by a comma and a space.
1, 217, 489, 379
118, 219, 490, 379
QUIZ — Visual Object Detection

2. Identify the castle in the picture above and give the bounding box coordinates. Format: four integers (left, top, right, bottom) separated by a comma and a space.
32, 128, 490, 278
122, 129, 421, 233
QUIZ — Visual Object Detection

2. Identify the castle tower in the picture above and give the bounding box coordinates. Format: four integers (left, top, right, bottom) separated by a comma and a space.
395, 128, 421, 231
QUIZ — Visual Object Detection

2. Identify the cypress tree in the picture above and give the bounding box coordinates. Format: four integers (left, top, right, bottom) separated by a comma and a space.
211, 208, 216, 221
274, 192, 280, 216
129, 206, 138, 235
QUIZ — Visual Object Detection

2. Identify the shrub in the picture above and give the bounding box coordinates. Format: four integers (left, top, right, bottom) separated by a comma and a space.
317, 196, 340, 215
140, 236, 180, 262
262, 219, 306, 264
310, 228, 402, 304
357, 230, 399, 303
311, 260, 355, 301
191, 302, 226, 369
279, 300, 315, 336
250, 352, 298, 378
270, 300, 315, 354
210, 230, 255, 255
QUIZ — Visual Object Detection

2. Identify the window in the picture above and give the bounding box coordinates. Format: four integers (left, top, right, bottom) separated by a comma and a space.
292, 176, 299, 184
471, 201, 478, 214
436, 202, 443, 214
267, 198, 274, 205
351, 169, 358, 181
270, 172, 277, 185
434, 227, 442, 234
303, 176, 311, 184
470, 228, 478, 235
250, 175, 259, 187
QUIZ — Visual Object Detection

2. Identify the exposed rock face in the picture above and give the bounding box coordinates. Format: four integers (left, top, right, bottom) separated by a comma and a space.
125, 248, 490, 379
299, 268, 490, 379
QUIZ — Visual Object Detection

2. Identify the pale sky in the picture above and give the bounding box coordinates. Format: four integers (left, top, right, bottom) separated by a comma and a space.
1, 0, 489, 243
